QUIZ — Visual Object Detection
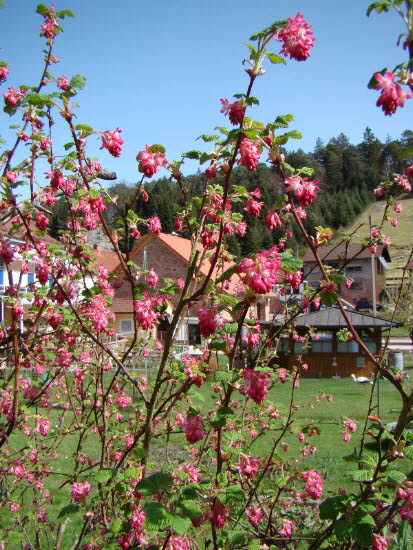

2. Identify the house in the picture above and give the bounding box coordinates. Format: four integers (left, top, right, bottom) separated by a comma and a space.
111, 232, 280, 342
266, 306, 399, 379
302, 243, 391, 305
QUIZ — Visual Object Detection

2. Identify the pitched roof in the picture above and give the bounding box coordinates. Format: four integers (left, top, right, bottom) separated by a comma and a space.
302, 243, 391, 263
126, 232, 240, 292
91, 246, 122, 273
110, 297, 134, 314
272, 306, 400, 328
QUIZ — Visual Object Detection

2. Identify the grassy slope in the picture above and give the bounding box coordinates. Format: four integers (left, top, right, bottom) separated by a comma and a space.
343, 195, 413, 281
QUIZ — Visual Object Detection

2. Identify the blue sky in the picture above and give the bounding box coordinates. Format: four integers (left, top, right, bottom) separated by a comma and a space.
1, 0, 412, 184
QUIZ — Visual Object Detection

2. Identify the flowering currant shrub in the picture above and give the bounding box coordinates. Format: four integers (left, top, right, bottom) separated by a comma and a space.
0, 3, 413, 550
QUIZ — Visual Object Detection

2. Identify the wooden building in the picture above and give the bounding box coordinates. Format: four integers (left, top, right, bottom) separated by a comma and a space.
271, 307, 399, 379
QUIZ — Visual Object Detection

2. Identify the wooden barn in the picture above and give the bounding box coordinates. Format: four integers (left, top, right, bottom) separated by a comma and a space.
269, 307, 399, 379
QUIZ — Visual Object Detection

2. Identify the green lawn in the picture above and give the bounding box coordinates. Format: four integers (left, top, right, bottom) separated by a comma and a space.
2, 376, 411, 548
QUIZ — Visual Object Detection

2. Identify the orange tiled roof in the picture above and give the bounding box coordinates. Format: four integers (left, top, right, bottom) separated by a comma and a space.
127, 232, 240, 293
91, 247, 123, 273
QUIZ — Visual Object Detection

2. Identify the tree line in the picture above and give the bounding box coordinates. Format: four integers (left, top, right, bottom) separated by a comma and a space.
49, 128, 413, 258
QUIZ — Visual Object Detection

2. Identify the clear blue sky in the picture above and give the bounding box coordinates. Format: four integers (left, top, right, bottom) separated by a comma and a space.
1, 0, 412, 184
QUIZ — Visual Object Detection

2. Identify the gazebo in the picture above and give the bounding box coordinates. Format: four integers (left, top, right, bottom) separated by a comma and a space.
268, 307, 400, 379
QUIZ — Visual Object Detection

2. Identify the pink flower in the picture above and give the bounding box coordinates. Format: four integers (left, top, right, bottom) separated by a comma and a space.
41, 10, 59, 38
241, 368, 271, 404
57, 75, 69, 90
36, 418, 51, 436
279, 519, 295, 537
220, 98, 245, 125
209, 500, 228, 528
0, 240, 15, 265
35, 212, 49, 231
246, 506, 264, 526
6, 171, 18, 183
285, 176, 320, 207
301, 469, 324, 499
372, 534, 390, 550
70, 481, 91, 503
100, 128, 124, 157
238, 138, 262, 171
137, 145, 168, 177
129, 505, 146, 532
174, 217, 183, 231
115, 391, 132, 409
4, 86, 27, 107
185, 414, 205, 444
48, 313, 62, 330
0, 65, 9, 83
265, 210, 282, 230
278, 368, 287, 383
244, 197, 263, 217
178, 462, 201, 483
147, 216, 162, 234
343, 418, 357, 433
13, 304, 24, 317
147, 268, 159, 288
237, 246, 281, 294
197, 307, 223, 338
236, 455, 260, 478
394, 202, 403, 213
374, 72, 412, 116
277, 13, 315, 61
205, 164, 217, 180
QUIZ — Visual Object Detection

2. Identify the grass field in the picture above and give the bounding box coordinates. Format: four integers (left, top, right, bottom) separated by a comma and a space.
2, 376, 412, 548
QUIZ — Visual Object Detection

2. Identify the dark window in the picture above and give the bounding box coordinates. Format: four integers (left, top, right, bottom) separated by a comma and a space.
188, 323, 201, 345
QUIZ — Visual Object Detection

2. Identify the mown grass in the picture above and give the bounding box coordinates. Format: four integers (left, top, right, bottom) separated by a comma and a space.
2, 376, 411, 548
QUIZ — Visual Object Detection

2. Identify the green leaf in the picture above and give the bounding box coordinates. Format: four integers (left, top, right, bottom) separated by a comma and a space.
319, 496, 347, 520
334, 519, 353, 542
144, 501, 171, 531
94, 469, 114, 483
197, 134, 219, 143
350, 469, 373, 482
179, 499, 202, 520
58, 503, 80, 518
397, 519, 412, 550
385, 470, 406, 483
330, 273, 346, 285
222, 322, 238, 334
183, 150, 202, 159
352, 521, 373, 546
148, 144, 166, 154
75, 124, 94, 137
227, 529, 249, 545
280, 253, 303, 273
320, 291, 338, 307
367, 2, 392, 16
57, 9, 74, 18
249, 19, 288, 41
135, 472, 172, 496
404, 445, 413, 460
64, 142, 74, 150
208, 341, 227, 351
69, 75, 86, 90
36, 4, 50, 15
167, 511, 192, 535
219, 295, 238, 307
267, 53, 286, 65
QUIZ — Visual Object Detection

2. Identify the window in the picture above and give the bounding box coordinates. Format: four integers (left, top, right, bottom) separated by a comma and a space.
346, 265, 363, 273
337, 340, 358, 353
27, 272, 35, 284
278, 337, 289, 353
188, 323, 201, 345
119, 319, 133, 334
350, 281, 363, 290
361, 334, 377, 354
312, 332, 332, 353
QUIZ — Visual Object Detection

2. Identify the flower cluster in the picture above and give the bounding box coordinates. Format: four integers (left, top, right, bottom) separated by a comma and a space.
100, 128, 124, 157
185, 414, 205, 444
240, 368, 271, 404
238, 138, 262, 171
220, 98, 246, 125
277, 13, 315, 61
137, 145, 168, 177
237, 245, 281, 294
374, 72, 412, 116
301, 469, 324, 499
197, 307, 224, 338
285, 176, 320, 207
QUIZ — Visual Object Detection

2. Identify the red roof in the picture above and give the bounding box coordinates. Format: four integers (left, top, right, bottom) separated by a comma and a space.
110, 297, 134, 314
91, 247, 122, 273
121, 232, 241, 293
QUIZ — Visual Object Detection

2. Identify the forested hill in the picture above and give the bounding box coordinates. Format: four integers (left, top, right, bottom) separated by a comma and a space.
50, 128, 413, 258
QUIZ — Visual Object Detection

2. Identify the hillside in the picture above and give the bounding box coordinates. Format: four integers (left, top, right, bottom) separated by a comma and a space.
343, 194, 413, 294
